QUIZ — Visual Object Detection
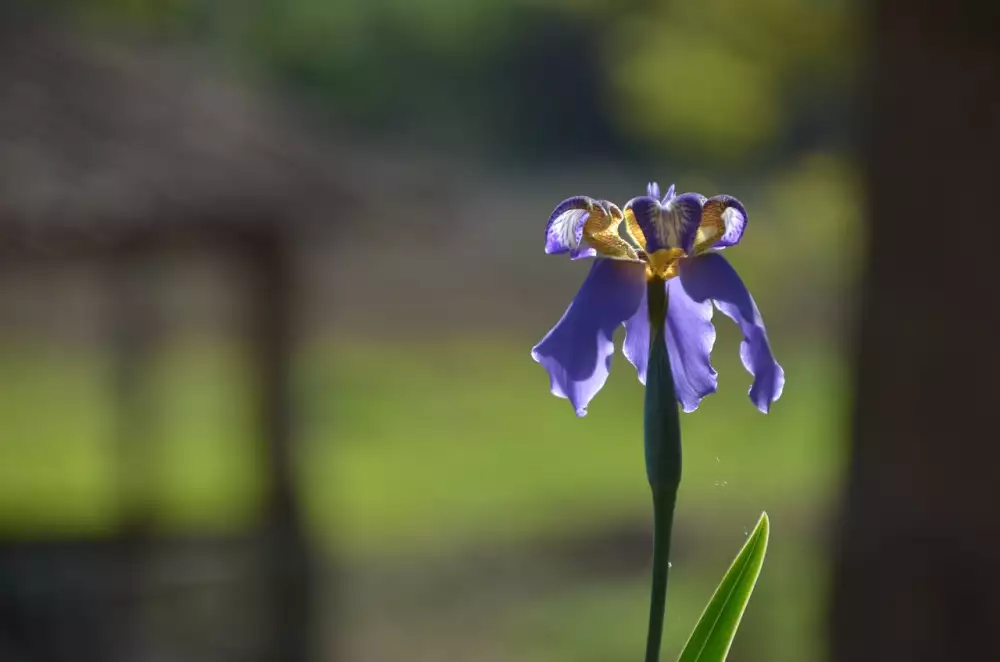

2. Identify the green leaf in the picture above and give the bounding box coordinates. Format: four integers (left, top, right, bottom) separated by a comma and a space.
676, 511, 770, 662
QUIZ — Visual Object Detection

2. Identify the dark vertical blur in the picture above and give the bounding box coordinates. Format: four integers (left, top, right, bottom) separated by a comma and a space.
832, 0, 1000, 659
248, 234, 313, 662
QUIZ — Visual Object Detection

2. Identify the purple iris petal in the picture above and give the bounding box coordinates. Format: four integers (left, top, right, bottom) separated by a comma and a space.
625, 195, 662, 250
668, 193, 706, 255
666, 277, 719, 412
532, 259, 645, 416
662, 184, 676, 204
647, 182, 661, 199
622, 289, 650, 385
627, 193, 704, 255
704, 195, 748, 248
544, 196, 592, 255
679, 253, 784, 413
622, 278, 718, 412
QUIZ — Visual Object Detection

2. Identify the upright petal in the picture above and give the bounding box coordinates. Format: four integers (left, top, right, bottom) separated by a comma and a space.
625, 193, 703, 255
665, 276, 718, 412
647, 182, 661, 199
662, 184, 676, 204
679, 253, 784, 413
664, 193, 704, 256
532, 259, 646, 416
545, 196, 595, 255
624, 195, 662, 251
624, 276, 718, 411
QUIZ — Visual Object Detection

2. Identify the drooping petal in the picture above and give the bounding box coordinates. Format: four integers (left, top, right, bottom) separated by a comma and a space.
623, 276, 718, 411
544, 196, 595, 255
625, 193, 704, 255
665, 276, 719, 412
700, 195, 748, 249
622, 287, 651, 385
532, 259, 646, 416
647, 182, 661, 199
678, 253, 784, 413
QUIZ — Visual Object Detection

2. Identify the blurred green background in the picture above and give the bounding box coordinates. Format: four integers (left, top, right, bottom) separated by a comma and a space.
0, 0, 860, 660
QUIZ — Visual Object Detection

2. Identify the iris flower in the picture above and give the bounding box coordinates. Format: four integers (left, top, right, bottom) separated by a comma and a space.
532, 182, 784, 416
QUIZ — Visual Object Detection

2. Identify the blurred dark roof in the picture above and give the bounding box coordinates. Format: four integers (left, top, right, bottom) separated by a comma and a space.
0, 25, 350, 247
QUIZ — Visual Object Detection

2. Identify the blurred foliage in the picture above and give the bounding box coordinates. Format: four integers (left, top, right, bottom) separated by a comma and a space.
725, 152, 863, 331
610, 0, 856, 162
46, 0, 856, 164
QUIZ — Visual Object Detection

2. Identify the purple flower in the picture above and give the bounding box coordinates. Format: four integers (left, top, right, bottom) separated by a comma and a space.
532, 183, 784, 417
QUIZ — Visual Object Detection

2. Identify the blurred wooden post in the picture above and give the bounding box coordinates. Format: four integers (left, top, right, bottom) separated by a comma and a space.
831, 1, 1000, 660
109, 245, 157, 662
110, 246, 157, 534
247, 231, 314, 662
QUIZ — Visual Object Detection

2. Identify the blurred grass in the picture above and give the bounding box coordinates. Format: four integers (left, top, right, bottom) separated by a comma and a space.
0, 345, 262, 536
0, 348, 119, 534
312, 337, 844, 558
0, 335, 844, 556
0, 337, 842, 662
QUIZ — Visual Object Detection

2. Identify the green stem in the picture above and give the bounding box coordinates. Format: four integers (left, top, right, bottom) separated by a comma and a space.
643, 278, 682, 662
645, 485, 677, 662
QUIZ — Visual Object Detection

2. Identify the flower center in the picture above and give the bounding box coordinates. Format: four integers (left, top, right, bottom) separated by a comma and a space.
645, 248, 686, 281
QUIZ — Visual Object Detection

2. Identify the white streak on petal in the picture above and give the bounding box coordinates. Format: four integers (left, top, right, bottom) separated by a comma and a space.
657, 200, 683, 249
547, 209, 589, 252
720, 206, 746, 245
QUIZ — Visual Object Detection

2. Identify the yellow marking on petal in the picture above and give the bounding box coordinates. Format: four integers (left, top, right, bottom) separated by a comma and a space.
693, 224, 722, 254
583, 204, 640, 261
694, 198, 727, 254
623, 208, 648, 251
646, 248, 686, 281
